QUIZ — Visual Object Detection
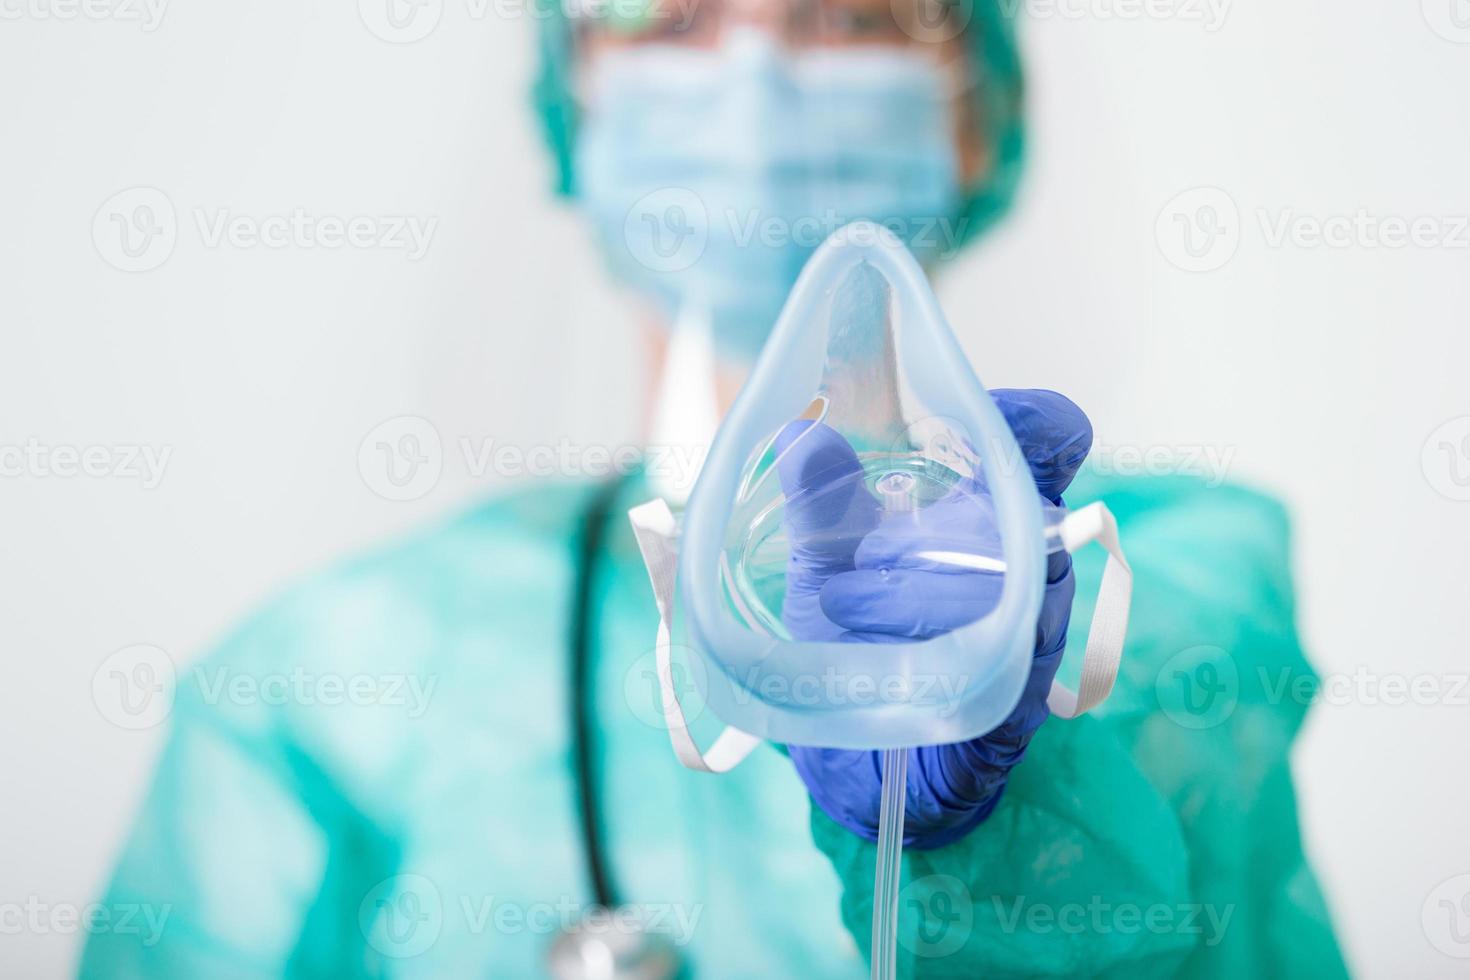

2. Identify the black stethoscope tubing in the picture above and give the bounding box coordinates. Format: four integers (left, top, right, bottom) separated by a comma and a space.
561, 477, 685, 980
568, 476, 629, 911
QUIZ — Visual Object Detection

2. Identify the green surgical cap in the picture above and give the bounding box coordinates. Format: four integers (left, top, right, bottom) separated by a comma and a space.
530, 1, 1026, 251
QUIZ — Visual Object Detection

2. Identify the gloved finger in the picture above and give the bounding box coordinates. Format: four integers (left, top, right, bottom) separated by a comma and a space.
773, 420, 880, 578
853, 481, 1073, 584
819, 567, 1005, 639
852, 482, 1002, 574
991, 388, 1092, 501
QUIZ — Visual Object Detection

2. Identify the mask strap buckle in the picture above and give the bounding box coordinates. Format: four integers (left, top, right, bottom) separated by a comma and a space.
1047, 502, 1133, 718
628, 499, 761, 773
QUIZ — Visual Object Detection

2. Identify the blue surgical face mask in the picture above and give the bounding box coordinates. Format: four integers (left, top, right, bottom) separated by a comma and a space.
575, 30, 963, 361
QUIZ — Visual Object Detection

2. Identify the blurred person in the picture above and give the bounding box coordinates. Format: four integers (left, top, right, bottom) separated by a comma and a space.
81, 0, 1347, 976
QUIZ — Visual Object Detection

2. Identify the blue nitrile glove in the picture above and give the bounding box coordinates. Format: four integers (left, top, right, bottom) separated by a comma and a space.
779, 389, 1092, 849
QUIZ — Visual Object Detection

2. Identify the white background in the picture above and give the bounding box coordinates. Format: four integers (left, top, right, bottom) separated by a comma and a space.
3, 1, 1469, 976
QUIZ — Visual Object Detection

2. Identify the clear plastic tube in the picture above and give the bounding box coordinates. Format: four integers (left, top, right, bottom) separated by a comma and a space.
871, 470, 914, 980
871, 748, 907, 980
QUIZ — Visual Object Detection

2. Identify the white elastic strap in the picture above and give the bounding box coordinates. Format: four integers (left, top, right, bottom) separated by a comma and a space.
627, 499, 761, 773
1047, 501, 1133, 719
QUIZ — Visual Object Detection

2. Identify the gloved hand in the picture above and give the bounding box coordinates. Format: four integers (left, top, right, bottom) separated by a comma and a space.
779, 389, 1092, 849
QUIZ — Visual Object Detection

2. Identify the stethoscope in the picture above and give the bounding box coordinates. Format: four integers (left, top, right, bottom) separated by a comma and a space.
546, 476, 686, 980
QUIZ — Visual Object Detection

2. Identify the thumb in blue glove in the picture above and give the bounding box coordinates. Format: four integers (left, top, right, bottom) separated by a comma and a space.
780, 389, 1092, 849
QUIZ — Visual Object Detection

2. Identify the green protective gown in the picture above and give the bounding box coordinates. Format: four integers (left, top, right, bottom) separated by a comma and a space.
79, 469, 1348, 978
